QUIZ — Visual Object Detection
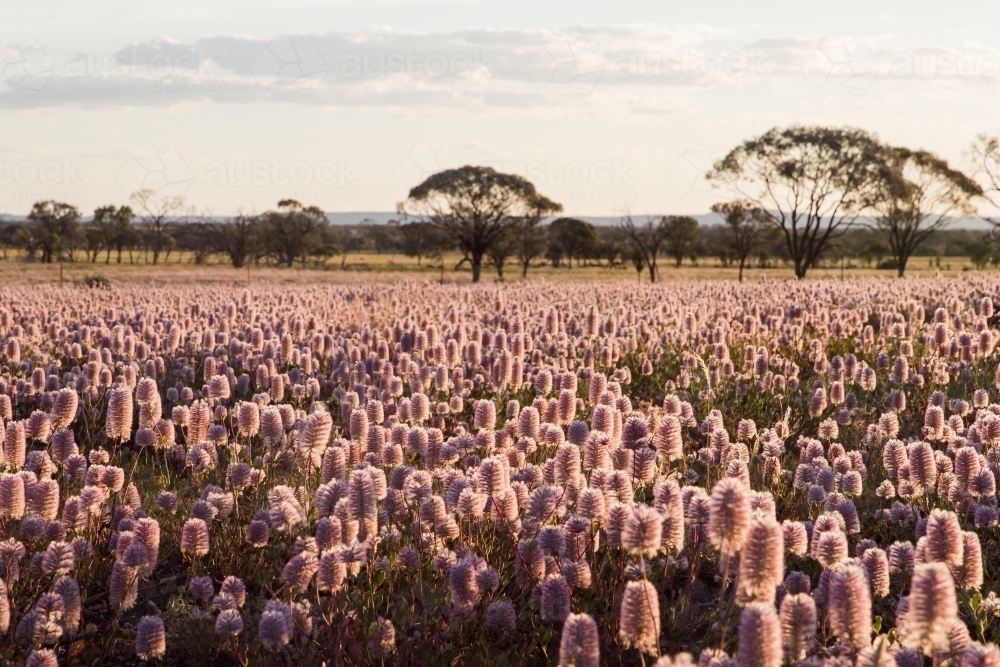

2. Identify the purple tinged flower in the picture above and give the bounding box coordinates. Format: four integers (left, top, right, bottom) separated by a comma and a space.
619, 580, 660, 656
135, 616, 166, 660
559, 613, 600, 667
738, 603, 782, 667
827, 564, 872, 650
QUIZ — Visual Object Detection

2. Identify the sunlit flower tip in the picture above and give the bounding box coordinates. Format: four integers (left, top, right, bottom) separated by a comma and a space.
619, 580, 660, 657
738, 603, 782, 667
558, 613, 600, 667
180, 518, 210, 557
134, 616, 166, 660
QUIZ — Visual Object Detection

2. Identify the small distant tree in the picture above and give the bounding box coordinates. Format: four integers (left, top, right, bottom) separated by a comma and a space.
404, 166, 561, 283
214, 212, 262, 269
364, 223, 396, 254
337, 224, 371, 269
596, 241, 619, 268
486, 228, 517, 279
0, 221, 17, 260
514, 221, 549, 278
710, 201, 770, 281
595, 226, 628, 269
310, 242, 341, 265
95, 205, 136, 264
83, 214, 109, 263
619, 214, 669, 283
264, 199, 328, 267
397, 220, 450, 266
315, 221, 342, 265
131, 189, 186, 265
969, 243, 993, 269
166, 218, 211, 265
875, 147, 981, 277
663, 215, 700, 268
549, 217, 599, 267
547, 241, 564, 268
859, 239, 890, 268
25, 201, 81, 263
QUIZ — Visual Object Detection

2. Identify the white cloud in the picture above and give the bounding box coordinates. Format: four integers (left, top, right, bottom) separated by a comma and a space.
8, 26, 992, 111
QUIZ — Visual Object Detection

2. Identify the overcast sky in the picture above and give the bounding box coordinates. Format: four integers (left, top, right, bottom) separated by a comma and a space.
2, 0, 1000, 218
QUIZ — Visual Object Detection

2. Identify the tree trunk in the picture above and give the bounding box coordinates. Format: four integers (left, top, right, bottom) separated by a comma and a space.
897, 256, 907, 278
471, 255, 483, 283
647, 261, 657, 283
738, 257, 745, 282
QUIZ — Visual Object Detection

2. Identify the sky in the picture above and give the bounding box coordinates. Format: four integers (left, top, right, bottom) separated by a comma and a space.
2, 0, 1000, 219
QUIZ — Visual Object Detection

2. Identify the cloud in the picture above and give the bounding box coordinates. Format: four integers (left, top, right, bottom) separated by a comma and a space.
1, 27, 997, 111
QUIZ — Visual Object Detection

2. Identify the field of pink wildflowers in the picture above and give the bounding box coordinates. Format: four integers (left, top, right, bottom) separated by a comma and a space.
0, 278, 998, 666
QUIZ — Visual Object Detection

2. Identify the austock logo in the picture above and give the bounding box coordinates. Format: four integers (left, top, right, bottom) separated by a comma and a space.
116, 144, 194, 197
0, 35, 51, 97
0, 156, 85, 204
524, 34, 603, 102
251, 36, 328, 92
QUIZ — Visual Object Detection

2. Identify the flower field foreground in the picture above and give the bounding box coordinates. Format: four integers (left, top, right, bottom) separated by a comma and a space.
1, 278, 1000, 666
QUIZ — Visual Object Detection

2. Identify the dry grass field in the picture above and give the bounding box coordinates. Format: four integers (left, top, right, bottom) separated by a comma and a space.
0, 251, 985, 286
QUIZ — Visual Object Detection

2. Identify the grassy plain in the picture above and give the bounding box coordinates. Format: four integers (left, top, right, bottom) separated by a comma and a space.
0, 250, 985, 286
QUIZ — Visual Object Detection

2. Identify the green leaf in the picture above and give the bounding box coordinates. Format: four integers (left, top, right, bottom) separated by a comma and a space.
873, 616, 882, 634
971, 592, 983, 612
887, 628, 896, 645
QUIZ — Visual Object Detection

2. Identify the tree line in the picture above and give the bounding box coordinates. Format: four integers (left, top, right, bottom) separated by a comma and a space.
4, 201, 995, 279
5, 125, 1000, 281
0, 193, 339, 270
397, 126, 1000, 281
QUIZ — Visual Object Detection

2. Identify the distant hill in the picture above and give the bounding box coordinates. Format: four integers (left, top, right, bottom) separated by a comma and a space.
327, 212, 399, 226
